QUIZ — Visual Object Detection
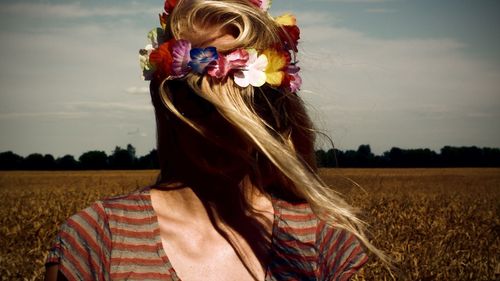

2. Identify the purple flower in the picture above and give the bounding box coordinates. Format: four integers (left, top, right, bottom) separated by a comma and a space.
188, 47, 219, 74
286, 64, 302, 92
171, 39, 192, 77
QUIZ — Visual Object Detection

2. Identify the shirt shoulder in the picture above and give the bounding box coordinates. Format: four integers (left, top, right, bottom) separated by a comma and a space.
45, 187, 158, 280
268, 198, 318, 280
315, 220, 369, 281
269, 196, 368, 281
45, 200, 112, 280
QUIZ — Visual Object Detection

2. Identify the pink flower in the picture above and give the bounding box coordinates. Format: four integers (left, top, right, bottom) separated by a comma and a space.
208, 49, 249, 79
248, 0, 271, 11
284, 64, 302, 92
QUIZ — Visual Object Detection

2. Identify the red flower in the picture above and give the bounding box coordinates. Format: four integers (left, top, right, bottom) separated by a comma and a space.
164, 0, 177, 14
159, 12, 168, 29
279, 25, 300, 52
149, 39, 176, 80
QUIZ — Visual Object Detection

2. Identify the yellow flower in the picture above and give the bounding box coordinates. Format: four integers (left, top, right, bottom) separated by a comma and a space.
275, 13, 297, 26
263, 49, 287, 86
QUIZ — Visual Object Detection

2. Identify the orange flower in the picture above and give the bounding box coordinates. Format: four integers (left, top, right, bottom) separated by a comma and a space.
149, 39, 175, 79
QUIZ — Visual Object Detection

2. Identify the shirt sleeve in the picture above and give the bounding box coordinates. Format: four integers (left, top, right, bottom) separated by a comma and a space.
45, 201, 112, 281
316, 221, 368, 281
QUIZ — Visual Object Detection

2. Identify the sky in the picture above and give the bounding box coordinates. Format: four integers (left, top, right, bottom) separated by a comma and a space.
0, 0, 499, 158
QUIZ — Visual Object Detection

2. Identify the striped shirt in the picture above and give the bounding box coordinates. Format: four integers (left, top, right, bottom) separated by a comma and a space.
46, 187, 367, 281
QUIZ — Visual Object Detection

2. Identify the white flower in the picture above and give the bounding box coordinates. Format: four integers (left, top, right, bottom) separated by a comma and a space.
139, 44, 155, 80
147, 28, 164, 48
233, 49, 268, 88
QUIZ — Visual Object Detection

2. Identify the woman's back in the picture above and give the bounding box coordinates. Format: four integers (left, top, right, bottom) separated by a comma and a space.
46, 186, 367, 280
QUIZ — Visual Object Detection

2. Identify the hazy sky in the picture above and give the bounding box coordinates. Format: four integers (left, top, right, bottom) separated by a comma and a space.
1, 0, 499, 158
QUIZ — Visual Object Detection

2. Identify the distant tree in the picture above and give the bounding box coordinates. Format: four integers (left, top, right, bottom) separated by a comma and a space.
22, 153, 45, 170
109, 144, 137, 169
340, 149, 358, 167
127, 144, 136, 159
440, 146, 473, 167
137, 149, 159, 169
356, 144, 375, 167
315, 149, 327, 167
406, 148, 438, 167
79, 151, 108, 170
56, 155, 79, 170
0, 151, 23, 170
482, 147, 500, 166
43, 154, 56, 170
385, 147, 404, 167
327, 149, 339, 167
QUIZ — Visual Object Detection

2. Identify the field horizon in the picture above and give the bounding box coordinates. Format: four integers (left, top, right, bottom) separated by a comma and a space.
1, 168, 499, 280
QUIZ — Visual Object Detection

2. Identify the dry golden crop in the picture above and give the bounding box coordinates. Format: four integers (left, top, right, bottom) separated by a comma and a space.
0, 168, 499, 280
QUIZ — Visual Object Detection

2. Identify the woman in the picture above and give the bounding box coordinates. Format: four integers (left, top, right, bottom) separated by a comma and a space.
45, 0, 384, 280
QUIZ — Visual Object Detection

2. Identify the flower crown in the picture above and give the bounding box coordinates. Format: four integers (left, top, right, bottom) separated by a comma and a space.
139, 0, 302, 92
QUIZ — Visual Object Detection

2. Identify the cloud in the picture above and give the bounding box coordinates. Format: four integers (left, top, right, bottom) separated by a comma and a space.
0, 100, 153, 121
1, 0, 499, 156
125, 86, 150, 95
127, 128, 148, 137
313, 0, 393, 3
364, 8, 396, 13
0, 2, 158, 19
293, 14, 500, 152
0, 111, 88, 120
65, 101, 152, 113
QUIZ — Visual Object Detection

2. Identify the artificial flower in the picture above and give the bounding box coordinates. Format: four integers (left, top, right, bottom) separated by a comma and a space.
279, 25, 300, 52
159, 12, 168, 30
225, 49, 250, 69
248, 0, 272, 11
149, 40, 175, 79
188, 47, 219, 74
233, 49, 268, 87
263, 48, 289, 86
208, 49, 249, 78
140, 1, 301, 88
287, 73, 302, 92
164, 0, 177, 15
147, 28, 165, 48
171, 39, 192, 77
139, 44, 155, 80
275, 13, 296, 26
284, 64, 302, 92
275, 13, 300, 52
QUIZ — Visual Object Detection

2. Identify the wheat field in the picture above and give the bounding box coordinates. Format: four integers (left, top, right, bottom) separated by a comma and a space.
0, 168, 498, 280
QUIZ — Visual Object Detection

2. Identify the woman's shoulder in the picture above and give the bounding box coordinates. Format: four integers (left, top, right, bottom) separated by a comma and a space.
63, 186, 153, 224
98, 186, 153, 214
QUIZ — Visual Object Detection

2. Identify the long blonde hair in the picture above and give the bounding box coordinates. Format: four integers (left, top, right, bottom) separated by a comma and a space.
150, 0, 389, 265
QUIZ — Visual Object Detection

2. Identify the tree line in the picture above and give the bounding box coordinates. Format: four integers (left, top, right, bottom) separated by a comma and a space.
0, 144, 158, 170
317, 145, 500, 167
0, 144, 499, 170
